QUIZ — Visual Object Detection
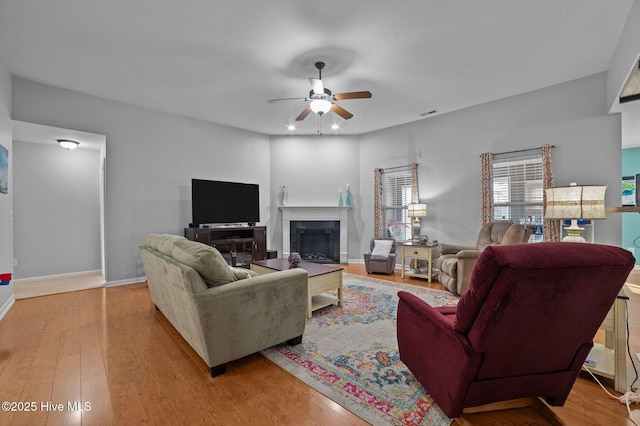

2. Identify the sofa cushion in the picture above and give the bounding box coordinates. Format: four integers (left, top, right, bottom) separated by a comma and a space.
171, 239, 236, 287
371, 239, 394, 257
439, 254, 458, 277
144, 233, 188, 256
230, 267, 258, 280
500, 224, 527, 244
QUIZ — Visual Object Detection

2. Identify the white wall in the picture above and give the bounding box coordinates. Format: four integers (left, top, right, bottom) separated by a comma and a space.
11, 77, 271, 284
0, 59, 13, 318
269, 135, 361, 258
12, 141, 101, 278
357, 72, 622, 257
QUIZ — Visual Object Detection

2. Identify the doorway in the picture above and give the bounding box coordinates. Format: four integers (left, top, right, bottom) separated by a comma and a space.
11, 121, 106, 298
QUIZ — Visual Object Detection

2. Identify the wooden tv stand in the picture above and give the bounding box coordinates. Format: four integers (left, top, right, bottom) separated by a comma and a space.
184, 225, 267, 268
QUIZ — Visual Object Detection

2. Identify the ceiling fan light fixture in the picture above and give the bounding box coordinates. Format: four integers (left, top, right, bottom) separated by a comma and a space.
57, 139, 79, 150
309, 99, 332, 115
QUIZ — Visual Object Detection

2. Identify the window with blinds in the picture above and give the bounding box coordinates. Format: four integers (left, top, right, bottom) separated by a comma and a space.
383, 169, 413, 241
493, 157, 544, 242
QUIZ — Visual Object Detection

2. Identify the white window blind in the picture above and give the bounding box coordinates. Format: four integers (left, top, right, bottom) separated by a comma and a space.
383, 169, 413, 241
492, 157, 543, 242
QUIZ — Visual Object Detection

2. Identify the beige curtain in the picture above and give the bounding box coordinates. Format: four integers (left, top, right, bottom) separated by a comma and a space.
411, 163, 419, 204
542, 144, 560, 242
374, 168, 384, 238
480, 152, 493, 225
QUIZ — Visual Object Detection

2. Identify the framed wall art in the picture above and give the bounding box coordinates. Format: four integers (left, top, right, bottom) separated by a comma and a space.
622, 175, 636, 206
0, 144, 7, 194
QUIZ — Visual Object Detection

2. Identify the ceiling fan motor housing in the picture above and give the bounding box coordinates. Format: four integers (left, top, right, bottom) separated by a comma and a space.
309, 88, 332, 99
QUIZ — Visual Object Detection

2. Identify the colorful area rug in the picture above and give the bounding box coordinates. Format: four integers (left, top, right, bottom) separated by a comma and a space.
261, 273, 459, 425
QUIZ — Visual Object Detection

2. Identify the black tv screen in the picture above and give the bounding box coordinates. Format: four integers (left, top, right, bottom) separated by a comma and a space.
191, 179, 260, 226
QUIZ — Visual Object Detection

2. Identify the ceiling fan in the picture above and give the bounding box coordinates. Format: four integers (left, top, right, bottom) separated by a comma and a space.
268, 61, 372, 121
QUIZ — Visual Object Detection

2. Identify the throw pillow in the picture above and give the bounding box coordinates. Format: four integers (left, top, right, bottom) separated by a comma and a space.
171, 239, 236, 287
371, 239, 394, 257
230, 267, 258, 280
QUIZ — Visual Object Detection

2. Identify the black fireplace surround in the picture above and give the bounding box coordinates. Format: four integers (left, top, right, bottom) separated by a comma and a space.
290, 220, 340, 264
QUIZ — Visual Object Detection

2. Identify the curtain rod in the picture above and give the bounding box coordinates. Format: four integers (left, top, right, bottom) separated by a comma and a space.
374, 163, 420, 172
484, 145, 556, 157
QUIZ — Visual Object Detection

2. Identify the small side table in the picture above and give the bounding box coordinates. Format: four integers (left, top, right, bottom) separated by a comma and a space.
401, 243, 439, 282
588, 290, 628, 393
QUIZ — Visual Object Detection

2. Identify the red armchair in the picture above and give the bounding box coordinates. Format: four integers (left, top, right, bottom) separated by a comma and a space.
397, 242, 634, 419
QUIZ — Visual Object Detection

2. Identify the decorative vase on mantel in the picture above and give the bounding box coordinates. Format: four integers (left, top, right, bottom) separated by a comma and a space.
345, 188, 352, 207
279, 185, 289, 205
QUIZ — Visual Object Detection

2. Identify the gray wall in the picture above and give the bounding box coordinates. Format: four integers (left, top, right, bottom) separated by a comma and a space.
269, 135, 361, 257
0, 59, 13, 317
357, 72, 623, 257
12, 141, 101, 278
6, 74, 629, 283
11, 77, 271, 284
608, 0, 640, 112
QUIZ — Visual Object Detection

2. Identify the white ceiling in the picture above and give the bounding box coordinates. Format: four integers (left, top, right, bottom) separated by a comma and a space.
0, 1, 636, 139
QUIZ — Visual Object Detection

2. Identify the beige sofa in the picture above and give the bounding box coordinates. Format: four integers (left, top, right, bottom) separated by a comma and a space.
140, 233, 309, 377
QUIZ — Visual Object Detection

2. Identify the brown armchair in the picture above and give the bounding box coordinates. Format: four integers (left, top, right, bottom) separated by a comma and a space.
363, 238, 397, 274
398, 242, 635, 419
438, 221, 532, 295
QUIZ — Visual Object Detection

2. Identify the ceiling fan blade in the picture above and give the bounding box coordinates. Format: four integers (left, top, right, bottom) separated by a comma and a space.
309, 78, 324, 95
331, 104, 353, 120
295, 107, 312, 121
332, 91, 372, 101
268, 97, 309, 103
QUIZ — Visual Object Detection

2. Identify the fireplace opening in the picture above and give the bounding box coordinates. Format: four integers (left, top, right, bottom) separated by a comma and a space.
290, 220, 340, 264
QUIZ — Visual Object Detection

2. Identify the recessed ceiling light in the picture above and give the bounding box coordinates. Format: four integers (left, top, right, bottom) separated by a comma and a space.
331, 124, 339, 130
287, 125, 296, 131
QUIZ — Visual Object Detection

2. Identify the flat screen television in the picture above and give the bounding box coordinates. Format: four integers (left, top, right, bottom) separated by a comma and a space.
191, 179, 260, 226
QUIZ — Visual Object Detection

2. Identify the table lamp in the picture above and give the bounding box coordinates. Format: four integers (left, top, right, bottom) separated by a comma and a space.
407, 203, 428, 242
544, 183, 606, 242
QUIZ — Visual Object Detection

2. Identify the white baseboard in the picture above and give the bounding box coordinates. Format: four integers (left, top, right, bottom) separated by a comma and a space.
106, 276, 146, 287
0, 293, 16, 321
13, 270, 103, 284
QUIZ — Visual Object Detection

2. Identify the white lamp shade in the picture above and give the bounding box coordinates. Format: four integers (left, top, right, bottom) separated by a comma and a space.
545, 185, 606, 219
309, 99, 332, 114
407, 203, 428, 217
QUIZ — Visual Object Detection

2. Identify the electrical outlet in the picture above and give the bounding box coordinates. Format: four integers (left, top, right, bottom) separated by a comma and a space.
12, 258, 17, 267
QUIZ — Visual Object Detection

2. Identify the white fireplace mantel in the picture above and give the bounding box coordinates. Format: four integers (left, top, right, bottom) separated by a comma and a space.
280, 206, 351, 263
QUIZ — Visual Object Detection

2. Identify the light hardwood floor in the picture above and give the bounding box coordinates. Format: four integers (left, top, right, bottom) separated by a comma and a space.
0, 264, 638, 425
12, 272, 105, 300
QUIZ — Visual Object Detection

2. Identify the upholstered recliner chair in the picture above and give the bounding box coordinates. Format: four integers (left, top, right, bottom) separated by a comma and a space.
438, 221, 532, 295
363, 238, 397, 274
397, 242, 635, 420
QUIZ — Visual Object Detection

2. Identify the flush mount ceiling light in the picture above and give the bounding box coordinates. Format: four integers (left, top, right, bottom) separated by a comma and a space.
57, 139, 79, 150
